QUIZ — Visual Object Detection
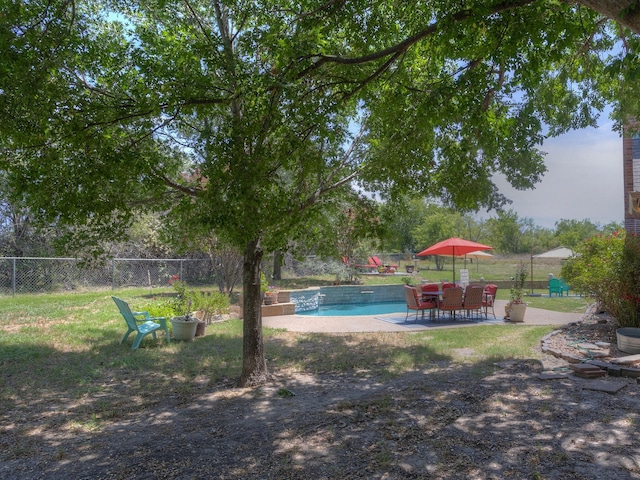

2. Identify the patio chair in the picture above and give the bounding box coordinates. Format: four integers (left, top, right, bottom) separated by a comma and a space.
343, 256, 377, 272
462, 285, 484, 320
371, 256, 399, 273
112, 296, 170, 350
559, 279, 571, 296
549, 278, 563, 297
439, 286, 463, 321
482, 284, 498, 317
420, 283, 440, 305
441, 282, 458, 290
404, 285, 437, 323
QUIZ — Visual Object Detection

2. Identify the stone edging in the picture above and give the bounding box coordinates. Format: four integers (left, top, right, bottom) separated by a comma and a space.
541, 306, 640, 380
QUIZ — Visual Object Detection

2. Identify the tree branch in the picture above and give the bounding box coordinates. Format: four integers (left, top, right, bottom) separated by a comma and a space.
297, 0, 537, 78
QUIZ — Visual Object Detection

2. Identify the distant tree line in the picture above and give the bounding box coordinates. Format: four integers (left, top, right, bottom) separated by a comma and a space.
377, 196, 622, 257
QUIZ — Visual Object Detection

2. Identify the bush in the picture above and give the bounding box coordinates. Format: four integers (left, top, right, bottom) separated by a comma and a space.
562, 231, 640, 328
192, 290, 230, 324
140, 299, 179, 319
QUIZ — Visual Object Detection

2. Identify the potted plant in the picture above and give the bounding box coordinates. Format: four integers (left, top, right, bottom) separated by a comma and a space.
265, 285, 279, 305
260, 272, 279, 305
507, 264, 528, 322
169, 280, 199, 341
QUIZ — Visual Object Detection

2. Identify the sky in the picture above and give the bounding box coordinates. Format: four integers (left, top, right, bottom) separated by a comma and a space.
485, 118, 624, 229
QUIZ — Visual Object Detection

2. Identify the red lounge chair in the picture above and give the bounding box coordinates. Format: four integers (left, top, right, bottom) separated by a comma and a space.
371, 256, 399, 273
341, 256, 378, 272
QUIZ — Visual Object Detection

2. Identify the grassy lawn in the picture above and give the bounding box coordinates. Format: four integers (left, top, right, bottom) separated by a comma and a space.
0, 283, 589, 440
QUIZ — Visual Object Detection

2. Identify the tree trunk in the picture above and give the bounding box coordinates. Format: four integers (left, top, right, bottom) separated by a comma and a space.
239, 237, 268, 387
577, 1, 640, 35
272, 250, 282, 280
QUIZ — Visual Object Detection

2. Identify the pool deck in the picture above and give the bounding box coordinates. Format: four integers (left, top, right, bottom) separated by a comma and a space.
262, 299, 585, 333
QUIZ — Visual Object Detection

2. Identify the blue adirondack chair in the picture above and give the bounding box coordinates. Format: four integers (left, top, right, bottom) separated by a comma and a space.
559, 279, 571, 296
112, 296, 170, 350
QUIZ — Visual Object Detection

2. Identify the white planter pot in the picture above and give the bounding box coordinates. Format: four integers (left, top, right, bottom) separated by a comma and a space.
616, 327, 640, 354
170, 316, 198, 341
509, 303, 527, 322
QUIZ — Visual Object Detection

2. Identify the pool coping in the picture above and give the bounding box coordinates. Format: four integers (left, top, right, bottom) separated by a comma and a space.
262, 299, 584, 333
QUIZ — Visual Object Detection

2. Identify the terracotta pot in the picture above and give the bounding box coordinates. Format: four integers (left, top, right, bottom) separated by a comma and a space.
195, 320, 206, 337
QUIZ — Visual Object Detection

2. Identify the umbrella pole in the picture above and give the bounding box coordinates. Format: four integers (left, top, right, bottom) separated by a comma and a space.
530, 248, 534, 294
453, 255, 455, 284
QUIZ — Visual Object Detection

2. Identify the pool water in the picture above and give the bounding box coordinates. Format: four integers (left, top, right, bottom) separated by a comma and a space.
298, 301, 406, 316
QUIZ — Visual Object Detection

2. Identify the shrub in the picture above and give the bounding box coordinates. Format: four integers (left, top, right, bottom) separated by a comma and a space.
140, 298, 179, 319
192, 290, 230, 324
562, 231, 640, 328
170, 280, 193, 317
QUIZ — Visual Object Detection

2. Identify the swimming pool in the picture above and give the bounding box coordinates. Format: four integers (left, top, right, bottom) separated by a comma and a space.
298, 301, 406, 316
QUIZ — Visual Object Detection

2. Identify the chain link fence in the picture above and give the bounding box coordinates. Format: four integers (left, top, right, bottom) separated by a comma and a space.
0, 253, 408, 296
0, 257, 216, 296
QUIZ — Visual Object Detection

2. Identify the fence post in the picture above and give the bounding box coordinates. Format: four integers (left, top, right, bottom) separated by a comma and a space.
12, 258, 16, 296
180, 259, 183, 282
112, 259, 115, 290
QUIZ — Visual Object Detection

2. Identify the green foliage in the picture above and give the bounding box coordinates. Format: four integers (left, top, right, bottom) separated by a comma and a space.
135, 297, 179, 320
378, 196, 425, 253
2, 1, 622, 259
169, 280, 194, 318
192, 290, 230, 324
562, 231, 640, 328
554, 219, 601, 249
485, 210, 534, 254
412, 204, 466, 251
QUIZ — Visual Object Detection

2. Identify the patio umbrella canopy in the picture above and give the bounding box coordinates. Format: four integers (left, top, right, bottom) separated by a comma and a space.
533, 247, 576, 259
436, 249, 493, 271
417, 237, 493, 283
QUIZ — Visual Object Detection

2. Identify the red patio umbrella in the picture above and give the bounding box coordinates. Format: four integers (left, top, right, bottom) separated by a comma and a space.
417, 237, 493, 283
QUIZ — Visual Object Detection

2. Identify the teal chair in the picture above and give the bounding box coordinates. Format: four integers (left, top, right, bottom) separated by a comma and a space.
112, 296, 170, 350
548, 278, 563, 297
559, 279, 571, 296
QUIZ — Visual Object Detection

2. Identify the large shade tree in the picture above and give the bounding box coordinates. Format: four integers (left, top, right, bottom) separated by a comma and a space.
3, 0, 640, 385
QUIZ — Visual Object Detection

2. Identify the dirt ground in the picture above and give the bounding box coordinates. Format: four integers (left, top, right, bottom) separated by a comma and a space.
2, 311, 640, 479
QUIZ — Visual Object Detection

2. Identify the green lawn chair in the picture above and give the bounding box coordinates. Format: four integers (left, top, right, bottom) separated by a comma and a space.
548, 278, 563, 297
559, 279, 571, 296
112, 296, 170, 350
